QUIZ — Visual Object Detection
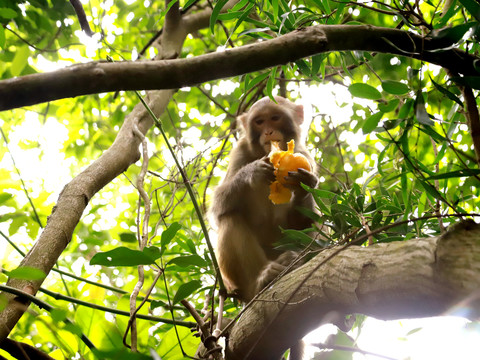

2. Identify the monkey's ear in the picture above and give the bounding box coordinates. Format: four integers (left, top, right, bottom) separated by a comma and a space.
294, 104, 304, 125
237, 113, 248, 129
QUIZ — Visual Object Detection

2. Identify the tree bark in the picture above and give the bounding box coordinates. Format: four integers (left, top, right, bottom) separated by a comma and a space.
226, 220, 480, 360
1, 24, 479, 111
0, 1, 238, 342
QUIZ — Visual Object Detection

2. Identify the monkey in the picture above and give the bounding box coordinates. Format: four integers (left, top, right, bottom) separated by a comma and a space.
211, 96, 318, 303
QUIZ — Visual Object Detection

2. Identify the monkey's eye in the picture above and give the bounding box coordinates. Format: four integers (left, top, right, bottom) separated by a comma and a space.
271, 114, 281, 121
254, 118, 264, 126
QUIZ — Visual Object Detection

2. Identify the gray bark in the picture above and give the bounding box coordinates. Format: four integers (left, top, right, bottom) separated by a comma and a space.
0, 0, 239, 341
1, 25, 478, 110
226, 220, 480, 359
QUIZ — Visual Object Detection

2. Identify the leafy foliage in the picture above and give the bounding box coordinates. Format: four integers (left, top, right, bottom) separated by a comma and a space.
0, 0, 479, 359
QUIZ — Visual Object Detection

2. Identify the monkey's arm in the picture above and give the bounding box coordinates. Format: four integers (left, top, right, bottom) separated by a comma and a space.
212, 155, 275, 218
284, 168, 319, 229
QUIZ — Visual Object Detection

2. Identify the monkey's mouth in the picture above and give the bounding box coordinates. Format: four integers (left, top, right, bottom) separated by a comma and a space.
263, 141, 284, 152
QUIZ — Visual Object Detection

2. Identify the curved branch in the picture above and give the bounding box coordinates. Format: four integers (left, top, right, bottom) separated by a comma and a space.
226, 220, 480, 359
69, 0, 94, 36
0, 1, 240, 343
1, 338, 56, 360
1, 25, 478, 111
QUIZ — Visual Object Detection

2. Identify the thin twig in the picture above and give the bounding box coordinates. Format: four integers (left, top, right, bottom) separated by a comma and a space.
311, 341, 400, 360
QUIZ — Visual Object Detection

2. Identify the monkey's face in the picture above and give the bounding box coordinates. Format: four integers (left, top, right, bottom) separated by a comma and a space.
247, 103, 300, 154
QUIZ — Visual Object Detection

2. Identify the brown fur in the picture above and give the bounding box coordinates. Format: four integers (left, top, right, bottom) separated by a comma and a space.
211, 96, 317, 301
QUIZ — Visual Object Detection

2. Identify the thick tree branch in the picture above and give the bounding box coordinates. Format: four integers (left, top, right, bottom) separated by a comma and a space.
1, 25, 479, 111
1, 338, 56, 360
226, 220, 480, 360
0, 1, 239, 342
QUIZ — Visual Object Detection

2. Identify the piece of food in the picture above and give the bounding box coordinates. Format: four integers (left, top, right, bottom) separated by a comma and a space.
268, 140, 311, 204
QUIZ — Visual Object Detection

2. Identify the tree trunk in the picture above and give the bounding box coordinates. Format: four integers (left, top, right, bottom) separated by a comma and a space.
0, 0, 238, 341
226, 220, 480, 359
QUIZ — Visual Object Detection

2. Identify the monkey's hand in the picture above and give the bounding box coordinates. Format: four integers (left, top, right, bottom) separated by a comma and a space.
255, 251, 303, 293
241, 157, 275, 186
283, 168, 318, 197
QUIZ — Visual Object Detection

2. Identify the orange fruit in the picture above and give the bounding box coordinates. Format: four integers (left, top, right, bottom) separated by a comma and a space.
268, 140, 311, 204
268, 180, 292, 204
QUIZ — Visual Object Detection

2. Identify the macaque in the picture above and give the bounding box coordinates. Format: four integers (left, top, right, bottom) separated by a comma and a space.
211, 96, 318, 302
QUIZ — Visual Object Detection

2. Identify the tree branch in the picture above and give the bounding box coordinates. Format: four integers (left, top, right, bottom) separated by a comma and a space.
226, 220, 480, 359
461, 85, 480, 166
1, 338, 56, 360
0, 1, 239, 342
1, 25, 478, 111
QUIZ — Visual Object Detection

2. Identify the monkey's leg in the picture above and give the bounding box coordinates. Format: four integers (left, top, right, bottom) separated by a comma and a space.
216, 215, 269, 301
256, 250, 303, 293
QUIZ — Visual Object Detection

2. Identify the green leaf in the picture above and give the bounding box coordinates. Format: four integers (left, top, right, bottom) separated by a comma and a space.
266, 67, 277, 96
9, 267, 46, 281
414, 91, 434, 126
362, 111, 383, 133
310, 188, 337, 199
431, 22, 478, 45
380, 118, 404, 131
217, 11, 243, 20
50, 308, 68, 322
348, 83, 382, 100
168, 254, 208, 268
0, 26, 5, 49
9, 215, 26, 236
238, 27, 273, 38
90, 247, 159, 267
418, 125, 449, 143
0, 294, 7, 312
381, 80, 409, 95
230, 2, 254, 35
459, 0, 480, 22
332, 203, 357, 215
312, 195, 330, 216
0, 192, 13, 204
451, 76, 480, 90
333, 212, 348, 232
0, 8, 18, 19
418, 179, 443, 201
271, 0, 279, 20
150, 299, 170, 310
245, 72, 269, 91
311, 54, 324, 76
356, 195, 365, 212
343, 212, 362, 227
437, 0, 458, 27
432, 143, 448, 165
378, 98, 400, 113
161, 222, 181, 250
280, 229, 314, 246
11, 45, 30, 77
426, 169, 480, 180
92, 349, 151, 360
143, 246, 161, 261
430, 77, 463, 106
231, 0, 250, 11
406, 327, 423, 336
398, 98, 414, 118
173, 280, 202, 304
183, 0, 199, 10
210, 0, 230, 33
119, 233, 136, 243
295, 59, 311, 76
